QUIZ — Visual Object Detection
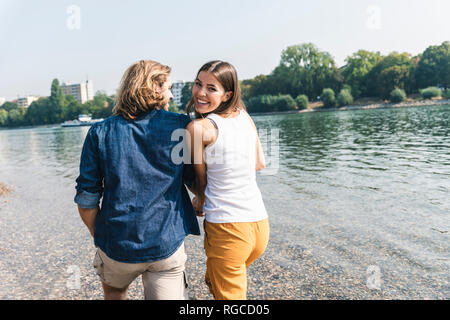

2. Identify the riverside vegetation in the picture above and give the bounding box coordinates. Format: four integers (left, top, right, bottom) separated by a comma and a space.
1, 41, 449, 127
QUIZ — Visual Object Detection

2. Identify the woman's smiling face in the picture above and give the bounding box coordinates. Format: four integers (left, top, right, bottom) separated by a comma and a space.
192, 71, 232, 114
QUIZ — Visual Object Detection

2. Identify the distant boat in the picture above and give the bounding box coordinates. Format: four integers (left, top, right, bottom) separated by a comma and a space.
61, 114, 103, 127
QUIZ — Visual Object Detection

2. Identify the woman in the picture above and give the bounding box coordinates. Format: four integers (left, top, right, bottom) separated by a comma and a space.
186, 60, 269, 300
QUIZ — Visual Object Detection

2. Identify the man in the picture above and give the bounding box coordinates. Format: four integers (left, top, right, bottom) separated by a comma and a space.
75, 60, 200, 300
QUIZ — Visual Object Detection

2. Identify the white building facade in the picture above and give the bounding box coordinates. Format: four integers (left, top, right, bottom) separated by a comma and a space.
61, 80, 94, 104
16, 96, 39, 108
171, 81, 185, 108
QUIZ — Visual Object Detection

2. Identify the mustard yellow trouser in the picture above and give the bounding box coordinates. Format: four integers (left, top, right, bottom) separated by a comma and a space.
204, 218, 270, 300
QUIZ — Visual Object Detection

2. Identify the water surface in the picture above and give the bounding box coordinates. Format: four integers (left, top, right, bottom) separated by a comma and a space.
0, 105, 448, 299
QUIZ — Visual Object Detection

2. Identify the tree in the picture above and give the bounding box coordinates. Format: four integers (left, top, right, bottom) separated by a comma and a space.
82, 92, 114, 119
295, 94, 309, 109
48, 79, 66, 123
62, 95, 83, 120
25, 98, 52, 125
420, 87, 442, 99
168, 101, 181, 113
1, 101, 19, 112
443, 89, 450, 99
390, 88, 406, 103
246, 94, 296, 113
7, 108, 26, 126
0, 109, 7, 125
416, 41, 450, 89
241, 75, 277, 101
271, 43, 342, 100
377, 65, 412, 99
337, 88, 354, 106
342, 50, 382, 98
365, 52, 416, 98
180, 82, 193, 111
320, 88, 337, 108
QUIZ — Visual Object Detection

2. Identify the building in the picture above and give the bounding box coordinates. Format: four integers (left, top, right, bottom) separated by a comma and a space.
61, 80, 94, 104
16, 96, 39, 108
171, 81, 185, 108
0, 97, 5, 107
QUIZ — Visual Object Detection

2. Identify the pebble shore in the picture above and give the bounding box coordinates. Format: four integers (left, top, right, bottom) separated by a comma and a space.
0, 184, 386, 300
0, 158, 448, 300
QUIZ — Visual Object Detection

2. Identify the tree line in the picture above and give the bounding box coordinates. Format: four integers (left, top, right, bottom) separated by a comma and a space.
181, 41, 449, 112
2, 41, 449, 127
0, 78, 182, 127
0, 79, 115, 127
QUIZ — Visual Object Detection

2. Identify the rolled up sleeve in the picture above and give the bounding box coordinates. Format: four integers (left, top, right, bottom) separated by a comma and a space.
74, 125, 103, 209
74, 190, 102, 209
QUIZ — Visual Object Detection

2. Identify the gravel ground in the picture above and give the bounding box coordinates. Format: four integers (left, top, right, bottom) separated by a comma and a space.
0, 176, 447, 300
0, 185, 378, 300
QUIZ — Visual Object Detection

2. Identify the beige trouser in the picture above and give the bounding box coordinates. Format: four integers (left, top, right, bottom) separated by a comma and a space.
93, 243, 188, 300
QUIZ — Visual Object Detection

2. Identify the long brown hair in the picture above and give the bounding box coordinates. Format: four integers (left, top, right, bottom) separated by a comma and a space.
186, 60, 245, 118
113, 60, 171, 120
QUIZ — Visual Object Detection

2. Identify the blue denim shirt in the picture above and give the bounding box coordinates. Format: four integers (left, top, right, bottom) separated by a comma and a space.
74, 110, 200, 263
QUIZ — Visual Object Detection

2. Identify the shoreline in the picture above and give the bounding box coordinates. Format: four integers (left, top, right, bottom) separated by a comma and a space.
1, 99, 449, 130
250, 98, 450, 116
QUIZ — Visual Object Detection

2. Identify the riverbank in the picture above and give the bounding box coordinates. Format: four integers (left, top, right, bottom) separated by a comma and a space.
250, 98, 450, 116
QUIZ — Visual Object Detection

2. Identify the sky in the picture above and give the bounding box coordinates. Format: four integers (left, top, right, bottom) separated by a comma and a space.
0, 0, 449, 101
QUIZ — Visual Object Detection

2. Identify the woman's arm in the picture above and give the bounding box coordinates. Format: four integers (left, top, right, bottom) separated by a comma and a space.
255, 133, 266, 172
186, 119, 217, 214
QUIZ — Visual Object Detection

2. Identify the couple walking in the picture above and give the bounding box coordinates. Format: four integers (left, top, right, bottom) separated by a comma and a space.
75, 60, 269, 300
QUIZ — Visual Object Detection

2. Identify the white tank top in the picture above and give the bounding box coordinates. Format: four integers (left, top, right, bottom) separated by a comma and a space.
203, 111, 268, 223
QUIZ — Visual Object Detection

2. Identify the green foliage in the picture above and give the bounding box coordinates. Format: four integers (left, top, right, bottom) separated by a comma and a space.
342, 50, 382, 98
295, 94, 309, 109
180, 82, 193, 111
82, 91, 115, 119
241, 75, 278, 101
442, 89, 450, 99
420, 87, 442, 99
0, 109, 8, 125
320, 88, 337, 108
365, 52, 416, 99
416, 41, 450, 89
1, 101, 19, 112
390, 88, 406, 103
168, 101, 181, 113
337, 89, 354, 106
2, 42, 449, 125
246, 94, 296, 113
0, 80, 116, 127
241, 44, 343, 104
7, 108, 26, 126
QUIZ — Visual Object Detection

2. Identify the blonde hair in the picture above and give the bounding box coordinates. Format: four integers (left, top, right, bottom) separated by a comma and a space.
113, 60, 171, 120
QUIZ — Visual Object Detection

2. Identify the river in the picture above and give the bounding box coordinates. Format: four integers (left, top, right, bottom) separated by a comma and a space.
0, 104, 448, 299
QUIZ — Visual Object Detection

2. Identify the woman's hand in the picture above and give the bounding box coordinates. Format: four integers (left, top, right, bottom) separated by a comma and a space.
192, 196, 205, 217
